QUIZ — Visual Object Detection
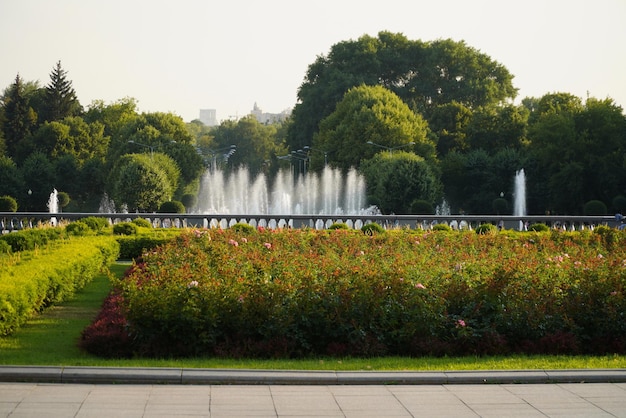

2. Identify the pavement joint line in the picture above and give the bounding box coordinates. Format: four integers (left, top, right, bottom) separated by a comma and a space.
0, 366, 625, 385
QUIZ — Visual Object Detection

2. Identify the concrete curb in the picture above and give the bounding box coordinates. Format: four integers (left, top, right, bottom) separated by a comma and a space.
1, 366, 626, 385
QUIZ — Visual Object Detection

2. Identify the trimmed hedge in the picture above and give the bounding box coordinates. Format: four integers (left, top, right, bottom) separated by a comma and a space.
116, 233, 179, 259
0, 236, 119, 336
0, 227, 64, 252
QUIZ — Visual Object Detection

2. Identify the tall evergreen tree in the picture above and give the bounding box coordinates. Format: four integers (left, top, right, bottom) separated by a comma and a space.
41, 61, 81, 122
2, 74, 35, 158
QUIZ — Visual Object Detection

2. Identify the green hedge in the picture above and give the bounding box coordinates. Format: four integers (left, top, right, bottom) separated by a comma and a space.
0, 236, 119, 336
116, 233, 179, 259
0, 227, 64, 252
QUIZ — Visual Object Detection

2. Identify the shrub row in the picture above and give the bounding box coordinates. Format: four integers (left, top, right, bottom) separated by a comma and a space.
84, 227, 626, 358
0, 235, 119, 336
115, 230, 180, 259
0, 227, 64, 252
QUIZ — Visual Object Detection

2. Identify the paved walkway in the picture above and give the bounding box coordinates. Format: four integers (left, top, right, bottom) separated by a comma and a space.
1, 368, 626, 417
1, 381, 626, 417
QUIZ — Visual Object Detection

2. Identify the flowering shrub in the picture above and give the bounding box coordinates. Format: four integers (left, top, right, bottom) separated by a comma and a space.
90, 228, 626, 358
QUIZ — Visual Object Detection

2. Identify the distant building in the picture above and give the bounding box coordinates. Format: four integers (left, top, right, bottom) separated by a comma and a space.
250, 102, 291, 124
199, 109, 217, 126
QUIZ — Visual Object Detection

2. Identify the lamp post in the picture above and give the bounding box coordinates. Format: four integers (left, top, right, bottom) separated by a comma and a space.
290, 150, 309, 175
366, 141, 415, 155
128, 140, 155, 157
199, 145, 236, 171
303, 146, 328, 166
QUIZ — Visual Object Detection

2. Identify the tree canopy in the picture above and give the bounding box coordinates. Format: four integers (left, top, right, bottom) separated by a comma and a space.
313, 84, 435, 171
287, 31, 517, 150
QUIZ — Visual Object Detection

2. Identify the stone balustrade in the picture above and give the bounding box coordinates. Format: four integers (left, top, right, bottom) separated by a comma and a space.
0, 212, 622, 233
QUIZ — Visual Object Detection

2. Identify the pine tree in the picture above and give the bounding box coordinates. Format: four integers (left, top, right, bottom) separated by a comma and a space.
2, 74, 34, 157
42, 61, 81, 122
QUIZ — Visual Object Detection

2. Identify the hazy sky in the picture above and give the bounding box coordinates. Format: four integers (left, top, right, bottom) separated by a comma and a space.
1, 0, 625, 123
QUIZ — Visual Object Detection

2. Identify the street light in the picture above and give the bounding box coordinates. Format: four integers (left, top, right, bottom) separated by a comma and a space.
303, 146, 328, 166
128, 140, 155, 157
198, 145, 236, 171
290, 150, 309, 175
366, 141, 415, 155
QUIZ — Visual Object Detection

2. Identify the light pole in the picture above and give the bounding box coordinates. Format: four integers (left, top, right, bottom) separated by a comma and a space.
128, 140, 155, 157
303, 146, 328, 166
290, 150, 309, 175
199, 145, 236, 171
366, 141, 415, 155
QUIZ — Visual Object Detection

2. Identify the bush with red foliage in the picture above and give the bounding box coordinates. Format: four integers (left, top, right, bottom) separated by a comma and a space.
79, 290, 134, 358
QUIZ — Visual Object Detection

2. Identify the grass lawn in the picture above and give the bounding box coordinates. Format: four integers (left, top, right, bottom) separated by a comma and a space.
1, 262, 625, 371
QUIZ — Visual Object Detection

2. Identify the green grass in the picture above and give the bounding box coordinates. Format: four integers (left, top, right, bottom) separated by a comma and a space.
1, 261, 625, 370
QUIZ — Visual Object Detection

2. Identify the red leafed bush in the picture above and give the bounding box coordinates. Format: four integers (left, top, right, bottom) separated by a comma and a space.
79, 290, 134, 358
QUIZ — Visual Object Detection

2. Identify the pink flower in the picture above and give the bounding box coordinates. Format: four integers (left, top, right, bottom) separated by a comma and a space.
415, 283, 426, 289
263, 242, 272, 249
229, 239, 239, 247
456, 319, 466, 328
241, 237, 248, 243
187, 280, 199, 288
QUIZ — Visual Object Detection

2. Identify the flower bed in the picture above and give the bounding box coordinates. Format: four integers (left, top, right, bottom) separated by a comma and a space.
85, 227, 626, 358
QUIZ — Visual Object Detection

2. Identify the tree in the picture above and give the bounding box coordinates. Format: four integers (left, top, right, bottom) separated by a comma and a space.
109, 154, 173, 212
428, 101, 472, 155
287, 32, 517, 149
527, 93, 626, 214
2, 74, 36, 159
360, 151, 442, 214
465, 104, 529, 153
40, 61, 82, 122
0, 155, 24, 199
211, 116, 287, 175
19, 152, 56, 211
313, 85, 435, 171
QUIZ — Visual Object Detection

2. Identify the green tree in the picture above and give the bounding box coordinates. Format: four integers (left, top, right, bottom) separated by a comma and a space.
19, 152, 56, 211
287, 32, 516, 149
0, 155, 24, 199
84, 97, 139, 138
106, 111, 203, 195
428, 101, 472, 155
360, 151, 442, 214
211, 116, 287, 175
40, 61, 82, 122
2, 74, 36, 159
465, 104, 529, 153
109, 154, 173, 212
313, 85, 435, 171
28, 117, 108, 165
527, 93, 625, 214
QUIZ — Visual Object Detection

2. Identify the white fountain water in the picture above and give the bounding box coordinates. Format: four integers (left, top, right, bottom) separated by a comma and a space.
48, 188, 58, 226
513, 169, 527, 230
196, 166, 370, 215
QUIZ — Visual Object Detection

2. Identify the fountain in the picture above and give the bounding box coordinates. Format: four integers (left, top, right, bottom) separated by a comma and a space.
513, 169, 526, 230
48, 188, 58, 226
196, 166, 369, 215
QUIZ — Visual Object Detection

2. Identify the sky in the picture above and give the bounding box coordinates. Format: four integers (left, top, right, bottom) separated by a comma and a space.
1, 0, 625, 123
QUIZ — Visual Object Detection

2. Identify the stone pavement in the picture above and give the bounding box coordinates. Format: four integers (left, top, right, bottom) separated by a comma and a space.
1, 381, 626, 417
1, 368, 626, 417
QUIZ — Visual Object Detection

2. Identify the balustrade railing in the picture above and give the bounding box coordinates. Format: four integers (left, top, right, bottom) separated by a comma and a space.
0, 212, 622, 233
